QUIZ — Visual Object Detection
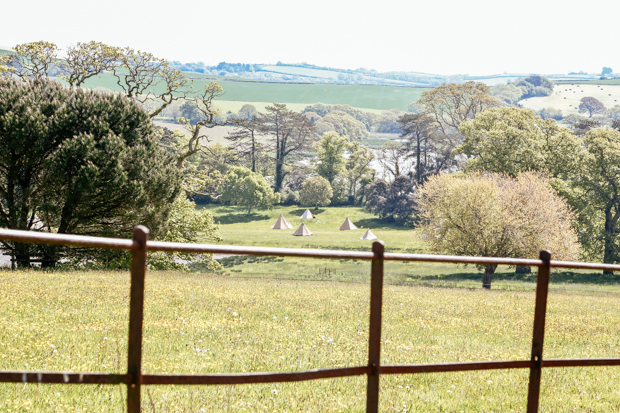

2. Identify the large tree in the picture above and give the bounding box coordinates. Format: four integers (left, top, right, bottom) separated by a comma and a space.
345, 141, 375, 204
417, 173, 579, 289
568, 128, 620, 271
220, 166, 280, 215
314, 132, 349, 185
578, 97, 606, 118
397, 113, 446, 184
262, 103, 317, 192
365, 176, 416, 223
0, 77, 181, 266
299, 176, 333, 208
454, 107, 581, 178
417, 81, 499, 138
0, 41, 59, 79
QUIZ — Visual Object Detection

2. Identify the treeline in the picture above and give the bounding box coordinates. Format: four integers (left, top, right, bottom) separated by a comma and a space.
6, 41, 620, 285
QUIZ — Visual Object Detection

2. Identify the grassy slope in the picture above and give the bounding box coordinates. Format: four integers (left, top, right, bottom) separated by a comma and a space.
520, 84, 620, 116
1, 269, 619, 411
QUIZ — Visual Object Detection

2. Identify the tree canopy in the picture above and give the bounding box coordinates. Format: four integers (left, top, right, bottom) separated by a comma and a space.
455, 107, 581, 178
578, 97, 606, 118
0, 77, 181, 266
299, 176, 333, 207
220, 166, 280, 215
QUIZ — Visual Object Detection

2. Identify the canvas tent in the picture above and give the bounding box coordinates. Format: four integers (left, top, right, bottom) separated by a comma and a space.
300, 209, 315, 219
293, 223, 313, 236
360, 229, 377, 240
339, 217, 358, 231
271, 214, 293, 229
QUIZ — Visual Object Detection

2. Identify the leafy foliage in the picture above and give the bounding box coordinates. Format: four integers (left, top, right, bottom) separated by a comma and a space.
299, 176, 333, 207
417, 173, 579, 288
364, 176, 416, 224
221, 167, 280, 215
0, 77, 181, 266
455, 107, 581, 178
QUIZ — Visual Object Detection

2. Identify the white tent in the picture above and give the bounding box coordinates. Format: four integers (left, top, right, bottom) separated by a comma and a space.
360, 229, 377, 240
293, 223, 313, 236
339, 217, 358, 231
271, 214, 294, 229
300, 209, 315, 219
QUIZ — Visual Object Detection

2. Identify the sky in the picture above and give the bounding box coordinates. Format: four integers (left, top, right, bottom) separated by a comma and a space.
2, 0, 620, 76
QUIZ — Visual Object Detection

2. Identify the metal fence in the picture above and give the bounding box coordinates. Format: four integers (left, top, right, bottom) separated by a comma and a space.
1, 225, 620, 412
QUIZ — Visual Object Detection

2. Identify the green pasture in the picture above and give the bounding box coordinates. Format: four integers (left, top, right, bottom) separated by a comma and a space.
1, 270, 620, 411
51, 73, 425, 111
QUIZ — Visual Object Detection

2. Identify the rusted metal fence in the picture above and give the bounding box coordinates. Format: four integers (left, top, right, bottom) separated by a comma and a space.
1, 226, 620, 412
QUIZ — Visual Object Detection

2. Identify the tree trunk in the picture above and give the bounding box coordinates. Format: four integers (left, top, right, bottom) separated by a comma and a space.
515, 266, 531, 275
251, 131, 256, 173
416, 136, 421, 185
482, 264, 497, 289
275, 161, 284, 193
603, 207, 616, 275
247, 205, 252, 216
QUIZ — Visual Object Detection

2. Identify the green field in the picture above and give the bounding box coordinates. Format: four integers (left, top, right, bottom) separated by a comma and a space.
2, 269, 620, 411
51, 73, 426, 111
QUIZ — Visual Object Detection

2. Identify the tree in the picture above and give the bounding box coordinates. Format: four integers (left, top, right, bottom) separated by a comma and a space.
345, 142, 375, 203
61, 41, 120, 87
238, 104, 258, 120
417, 81, 499, 138
365, 176, 416, 223
314, 132, 349, 185
377, 141, 411, 179
579, 97, 606, 118
113, 46, 193, 119
417, 173, 579, 289
299, 176, 333, 207
397, 113, 441, 184
455, 107, 581, 178
220, 167, 279, 215
572, 118, 601, 136
314, 111, 368, 140
262, 103, 317, 192
569, 129, 620, 272
0, 41, 59, 79
226, 115, 265, 173
0, 77, 181, 266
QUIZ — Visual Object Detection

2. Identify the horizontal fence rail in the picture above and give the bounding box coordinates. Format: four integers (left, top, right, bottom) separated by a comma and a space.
1, 227, 619, 412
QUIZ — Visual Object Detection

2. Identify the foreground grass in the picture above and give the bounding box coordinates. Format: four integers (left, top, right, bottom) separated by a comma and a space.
1, 270, 620, 411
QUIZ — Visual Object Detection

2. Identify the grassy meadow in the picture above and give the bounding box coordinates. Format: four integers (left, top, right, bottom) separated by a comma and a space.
1, 270, 620, 411
520, 84, 620, 116
198, 205, 620, 293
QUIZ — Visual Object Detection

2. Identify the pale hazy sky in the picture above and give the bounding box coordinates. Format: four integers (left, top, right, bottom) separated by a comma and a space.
3, 0, 619, 75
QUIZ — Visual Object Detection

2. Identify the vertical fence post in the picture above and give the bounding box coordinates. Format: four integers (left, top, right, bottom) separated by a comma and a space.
366, 241, 385, 413
127, 226, 149, 413
526, 250, 551, 413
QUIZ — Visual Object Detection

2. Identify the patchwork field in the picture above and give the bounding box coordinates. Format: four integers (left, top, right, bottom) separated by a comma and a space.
1, 269, 619, 412
520, 84, 620, 116
51, 74, 426, 111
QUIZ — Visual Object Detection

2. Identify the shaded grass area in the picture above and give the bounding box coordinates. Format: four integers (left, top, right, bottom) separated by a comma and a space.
1, 270, 620, 411
200, 205, 620, 293
201, 205, 421, 253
